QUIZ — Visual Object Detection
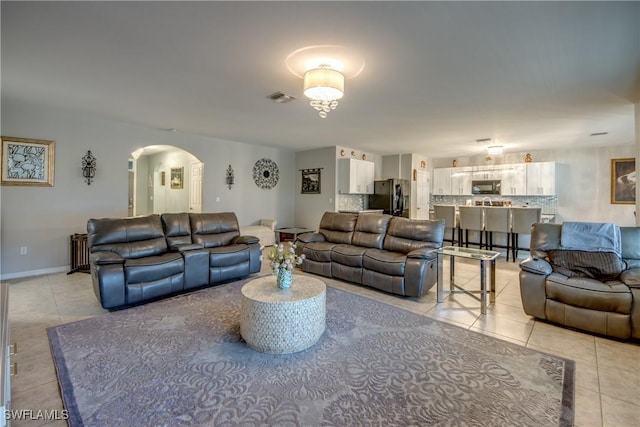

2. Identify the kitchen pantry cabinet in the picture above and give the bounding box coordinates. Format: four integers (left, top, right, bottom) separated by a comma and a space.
526, 162, 555, 195
338, 158, 375, 194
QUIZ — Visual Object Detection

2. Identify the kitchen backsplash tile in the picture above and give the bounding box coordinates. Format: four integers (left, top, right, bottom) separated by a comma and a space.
430, 195, 558, 214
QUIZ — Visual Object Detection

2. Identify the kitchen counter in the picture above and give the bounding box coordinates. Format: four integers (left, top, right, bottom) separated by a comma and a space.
338, 209, 384, 214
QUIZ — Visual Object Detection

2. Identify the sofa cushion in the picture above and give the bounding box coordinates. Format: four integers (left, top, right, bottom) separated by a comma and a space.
303, 242, 337, 263
318, 212, 358, 244
208, 244, 250, 267
88, 215, 167, 259
162, 213, 193, 250
363, 249, 407, 276
547, 250, 626, 281
125, 252, 184, 284
351, 214, 392, 249
383, 218, 445, 254
331, 244, 367, 267
190, 212, 241, 248
621, 227, 640, 268
546, 273, 632, 314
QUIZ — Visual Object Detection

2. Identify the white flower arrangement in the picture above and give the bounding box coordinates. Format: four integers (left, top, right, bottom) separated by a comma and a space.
269, 242, 305, 274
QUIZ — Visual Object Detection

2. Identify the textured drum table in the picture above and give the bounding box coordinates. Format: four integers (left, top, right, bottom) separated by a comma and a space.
240, 275, 326, 354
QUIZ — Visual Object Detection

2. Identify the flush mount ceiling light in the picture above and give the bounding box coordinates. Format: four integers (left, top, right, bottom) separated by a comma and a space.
303, 65, 344, 118
286, 45, 365, 119
487, 146, 504, 155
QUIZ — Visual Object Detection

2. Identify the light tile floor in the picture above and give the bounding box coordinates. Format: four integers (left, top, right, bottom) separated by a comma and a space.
4, 255, 640, 427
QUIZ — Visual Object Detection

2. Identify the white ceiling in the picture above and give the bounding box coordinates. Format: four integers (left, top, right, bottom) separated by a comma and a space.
2, 2, 639, 158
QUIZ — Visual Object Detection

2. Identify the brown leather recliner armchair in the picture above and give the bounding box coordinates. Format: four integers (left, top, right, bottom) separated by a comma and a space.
519, 222, 640, 339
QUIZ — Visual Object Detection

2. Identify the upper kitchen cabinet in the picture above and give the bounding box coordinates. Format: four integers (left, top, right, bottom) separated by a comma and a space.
432, 168, 452, 195
450, 166, 473, 195
338, 158, 375, 194
382, 154, 413, 180
472, 165, 502, 181
501, 164, 527, 195
526, 161, 556, 195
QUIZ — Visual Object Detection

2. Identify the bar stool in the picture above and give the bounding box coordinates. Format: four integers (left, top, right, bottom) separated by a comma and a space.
484, 207, 512, 261
511, 207, 542, 261
433, 205, 459, 246
458, 206, 485, 249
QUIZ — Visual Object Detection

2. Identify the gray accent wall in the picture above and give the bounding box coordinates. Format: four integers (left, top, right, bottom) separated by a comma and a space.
1, 99, 295, 278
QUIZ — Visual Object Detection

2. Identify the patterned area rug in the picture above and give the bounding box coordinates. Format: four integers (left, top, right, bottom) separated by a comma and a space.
48, 275, 574, 427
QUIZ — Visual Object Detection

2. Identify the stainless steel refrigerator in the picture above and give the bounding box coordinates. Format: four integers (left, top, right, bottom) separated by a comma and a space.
368, 179, 410, 217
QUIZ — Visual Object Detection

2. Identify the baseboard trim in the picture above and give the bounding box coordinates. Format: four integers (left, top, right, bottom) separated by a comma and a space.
1, 266, 69, 281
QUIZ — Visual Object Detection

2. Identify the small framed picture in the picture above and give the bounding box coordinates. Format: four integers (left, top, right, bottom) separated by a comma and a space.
170, 167, 184, 189
301, 169, 321, 194
611, 158, 636, 204
1, 136, 55, 186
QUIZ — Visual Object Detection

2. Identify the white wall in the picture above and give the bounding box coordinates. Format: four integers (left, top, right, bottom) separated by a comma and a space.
0, 100, 295, 278
432, 145, 637, 225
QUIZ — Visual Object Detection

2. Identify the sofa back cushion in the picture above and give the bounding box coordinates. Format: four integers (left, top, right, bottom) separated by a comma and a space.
352, 214, 392, 249
383, 218, 445, 254
190, 212, 240, 248
161, 213, 192, 250
621, 227, 640, 268
318, 212, 358, 244
530, 223, 562, 259
87, 214, 167, 259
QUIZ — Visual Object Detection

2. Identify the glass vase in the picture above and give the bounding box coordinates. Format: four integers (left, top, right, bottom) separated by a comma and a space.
276, 269, 293, 289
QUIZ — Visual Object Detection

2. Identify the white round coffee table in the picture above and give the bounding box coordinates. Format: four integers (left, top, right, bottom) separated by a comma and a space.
240, 275, 326, 354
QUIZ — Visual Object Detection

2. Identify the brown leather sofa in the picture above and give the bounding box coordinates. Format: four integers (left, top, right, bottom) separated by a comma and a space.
87, 212, 261, 309
519, 222, 640, 339
295, 212, 445, 297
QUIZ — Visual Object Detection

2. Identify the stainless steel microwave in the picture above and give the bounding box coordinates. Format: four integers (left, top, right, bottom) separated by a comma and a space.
472, 180, 501, 195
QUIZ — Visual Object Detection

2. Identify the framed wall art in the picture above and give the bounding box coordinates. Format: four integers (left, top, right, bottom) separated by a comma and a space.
1, 136, 55, 186
301, 168, 321, 194
170, 167, 184, 189
611, 158, 636, 204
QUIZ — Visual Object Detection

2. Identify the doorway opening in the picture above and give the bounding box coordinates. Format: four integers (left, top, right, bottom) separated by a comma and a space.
128, 145, 203, 216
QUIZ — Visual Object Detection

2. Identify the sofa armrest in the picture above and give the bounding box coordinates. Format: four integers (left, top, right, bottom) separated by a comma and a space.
233, 235, 260, 245
296, 232, 324, 244
90, 251, 124, 265
259, 219, 277, 231
519, 257, 552, 275
620, 268, 640, 287
171, 243, 205, 252
407, 248, 437, 260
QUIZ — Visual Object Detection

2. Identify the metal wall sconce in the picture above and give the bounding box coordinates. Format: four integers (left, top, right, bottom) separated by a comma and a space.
226, 164, 234, 189
82, 150, 96, 185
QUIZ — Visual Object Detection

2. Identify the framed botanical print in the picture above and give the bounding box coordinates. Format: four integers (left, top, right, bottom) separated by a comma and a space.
170, 167, 184, 189
611, 158, 636, 204
301, 168, 321, 194
1, 136, 55, 186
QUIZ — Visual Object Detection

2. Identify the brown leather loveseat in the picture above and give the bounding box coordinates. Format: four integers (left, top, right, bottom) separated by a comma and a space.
519, 222, 640, 339
87, 212, 261, 309
295, 212, 445, 297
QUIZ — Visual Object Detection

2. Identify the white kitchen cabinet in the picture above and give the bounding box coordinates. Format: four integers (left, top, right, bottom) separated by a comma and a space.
500, 164, 527, 195
450, 166, 473, 195
526, 162, 556, 195
472, 165, 502, 181
432, 168, 451, 195
338, 158, 375, 194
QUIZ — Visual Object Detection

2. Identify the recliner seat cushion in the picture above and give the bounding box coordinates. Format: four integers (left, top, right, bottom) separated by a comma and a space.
125, 252, 184, 284
208, 244, 250, 267
303, 242, 337, 263
331, 244, 367, 267
546, 273, 632, 314
363, 249, 407, 276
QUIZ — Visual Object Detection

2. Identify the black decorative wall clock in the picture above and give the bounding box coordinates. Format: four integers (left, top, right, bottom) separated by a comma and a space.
252, 158, 279, 189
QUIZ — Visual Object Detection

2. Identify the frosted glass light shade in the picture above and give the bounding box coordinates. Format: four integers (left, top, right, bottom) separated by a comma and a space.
487, 146, 503, 155
303, 68, 344, 101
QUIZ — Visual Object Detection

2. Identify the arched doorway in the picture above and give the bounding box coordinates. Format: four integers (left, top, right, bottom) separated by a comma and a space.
128, 145, 203, 216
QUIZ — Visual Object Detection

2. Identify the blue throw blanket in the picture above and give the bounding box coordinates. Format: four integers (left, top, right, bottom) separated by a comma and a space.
560, 222, 621, 257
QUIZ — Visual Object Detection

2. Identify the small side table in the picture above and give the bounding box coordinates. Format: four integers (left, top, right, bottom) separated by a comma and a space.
240, 275, 326, 354
436, 246, 500, 314
275, 227, 314, 243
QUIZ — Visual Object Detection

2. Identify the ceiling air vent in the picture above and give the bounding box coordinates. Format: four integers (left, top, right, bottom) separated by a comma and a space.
267, 92, 295, 104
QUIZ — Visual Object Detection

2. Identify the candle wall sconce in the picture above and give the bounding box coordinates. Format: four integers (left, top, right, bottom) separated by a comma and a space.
226, 164, 234, 189
82, 150, 96, 185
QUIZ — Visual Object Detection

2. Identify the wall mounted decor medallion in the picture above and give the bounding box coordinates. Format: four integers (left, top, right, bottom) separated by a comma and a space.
253, 158, 279, 189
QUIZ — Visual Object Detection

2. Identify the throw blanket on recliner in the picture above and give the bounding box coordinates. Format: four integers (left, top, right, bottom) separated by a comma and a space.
560, 221, 621, 257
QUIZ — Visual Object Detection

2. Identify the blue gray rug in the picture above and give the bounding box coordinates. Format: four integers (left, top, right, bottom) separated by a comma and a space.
48, 275, 574, 426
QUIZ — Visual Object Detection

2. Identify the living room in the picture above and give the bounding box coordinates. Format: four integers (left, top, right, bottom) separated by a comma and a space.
2, 2, 639, 426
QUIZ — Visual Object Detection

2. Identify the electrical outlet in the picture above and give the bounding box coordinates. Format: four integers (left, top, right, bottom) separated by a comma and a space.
19, 246, 27, 255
